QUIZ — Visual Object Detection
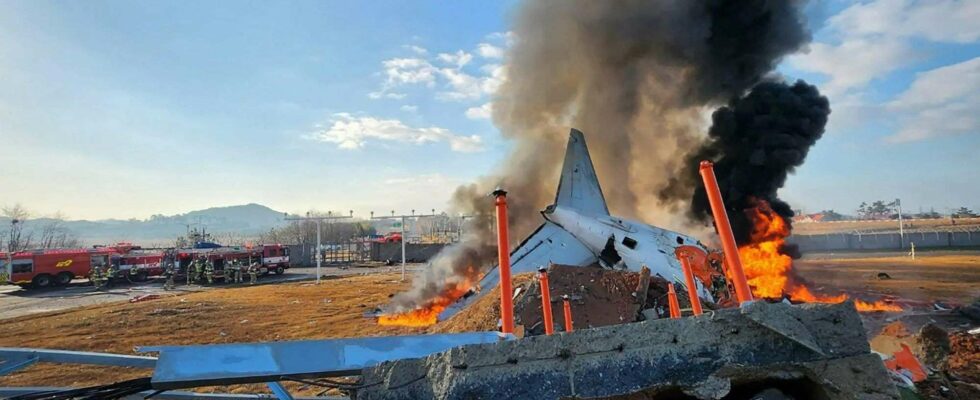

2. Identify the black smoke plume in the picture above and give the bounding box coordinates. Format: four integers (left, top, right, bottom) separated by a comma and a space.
672, 80, 830, 245
388, 0, 814, 313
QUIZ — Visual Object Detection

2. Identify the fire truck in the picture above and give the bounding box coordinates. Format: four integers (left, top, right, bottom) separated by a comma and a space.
1, 247, 122, 288
172, 244, 289, 282
1, 243, 286, 289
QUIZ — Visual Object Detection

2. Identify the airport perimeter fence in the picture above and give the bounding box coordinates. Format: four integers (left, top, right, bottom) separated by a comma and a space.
790, 229, 980, 252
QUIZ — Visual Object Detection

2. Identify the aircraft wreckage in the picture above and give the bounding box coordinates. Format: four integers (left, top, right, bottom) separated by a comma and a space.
0, 129, 900, 399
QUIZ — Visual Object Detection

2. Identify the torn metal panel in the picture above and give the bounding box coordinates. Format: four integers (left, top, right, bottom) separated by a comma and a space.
141, 332, 511, 389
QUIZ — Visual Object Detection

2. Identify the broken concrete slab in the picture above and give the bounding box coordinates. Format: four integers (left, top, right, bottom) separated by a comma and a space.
354, 301, 899, 400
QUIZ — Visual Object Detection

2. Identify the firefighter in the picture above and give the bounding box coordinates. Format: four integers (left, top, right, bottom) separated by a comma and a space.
227, 260, 239, 283
204, 258, 215, 284
163, 262, 176, 290
129, 263, 141, 282
194, 255, 206, 283
248, 261, 259, 285
90, 265, 106, 291
237, 261, 246, 283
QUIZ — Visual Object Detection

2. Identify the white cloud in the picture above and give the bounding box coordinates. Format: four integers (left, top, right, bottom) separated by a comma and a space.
437, 68, 484, 101
790, 38, 917, 96
884, 57, 980, 143
486, 31, 516, 46
403, 45, 428, 55
436, 50, 473, 69
370, 39, 511, 106
829, 0, 979, 43
790, 0, 976, 96
465, 102, 492, 120
310, 113, 483, 152
368, 91, 407, 100
476, 43, 504, 59
399, 104, 418, 113
381, 58, 438, 86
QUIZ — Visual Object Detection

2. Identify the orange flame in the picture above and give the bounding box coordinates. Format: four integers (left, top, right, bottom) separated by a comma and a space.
738, 199, 902, 312
377, 281, 472, 327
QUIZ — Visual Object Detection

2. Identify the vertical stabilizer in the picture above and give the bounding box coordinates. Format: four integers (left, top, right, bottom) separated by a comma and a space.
553, 129, 609, 216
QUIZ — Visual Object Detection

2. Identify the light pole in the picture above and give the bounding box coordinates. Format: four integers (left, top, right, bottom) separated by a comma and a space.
284, 211, 353, 284
371, 210, 437, 281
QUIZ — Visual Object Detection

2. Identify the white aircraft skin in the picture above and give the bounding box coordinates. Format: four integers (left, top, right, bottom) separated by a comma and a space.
439, 129, 712, 321
543, 205, 710, 298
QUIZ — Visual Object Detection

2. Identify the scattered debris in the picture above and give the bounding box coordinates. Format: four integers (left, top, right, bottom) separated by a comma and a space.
128, 294, 161, 303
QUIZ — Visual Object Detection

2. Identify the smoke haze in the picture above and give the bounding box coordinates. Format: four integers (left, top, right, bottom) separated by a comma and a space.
388, 0, 814, 312
665, 80, 831, 246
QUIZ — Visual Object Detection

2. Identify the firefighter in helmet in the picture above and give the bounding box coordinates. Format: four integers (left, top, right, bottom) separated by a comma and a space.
90, 264, 106, 291
163, 262, 176, 290
204, 257, 215, 284
227, 259, 239, 283
194, 255, 206, 283
248, 261, 259, 285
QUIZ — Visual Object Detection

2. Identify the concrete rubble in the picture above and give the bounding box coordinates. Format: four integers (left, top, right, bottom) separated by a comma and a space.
353, 301, 899, 400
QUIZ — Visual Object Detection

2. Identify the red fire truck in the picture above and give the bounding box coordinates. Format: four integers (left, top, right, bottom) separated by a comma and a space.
172, 244, 290, 282
2, 243, 288, 289
1, 247, 119, 288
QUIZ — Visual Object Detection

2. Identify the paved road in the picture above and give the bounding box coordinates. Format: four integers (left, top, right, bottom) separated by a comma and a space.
0, 264, 424, 320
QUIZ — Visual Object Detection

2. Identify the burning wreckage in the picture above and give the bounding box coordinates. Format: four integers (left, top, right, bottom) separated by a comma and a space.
0, 130, 913, 400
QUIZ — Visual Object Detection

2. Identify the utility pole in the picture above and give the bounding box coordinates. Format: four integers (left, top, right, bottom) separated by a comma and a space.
371, 209, 437, 281
895, 198, 904, 248
284, 211, 353, 284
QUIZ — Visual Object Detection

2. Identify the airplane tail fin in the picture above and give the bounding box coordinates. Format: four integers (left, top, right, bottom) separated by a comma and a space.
553, 129, 609, 216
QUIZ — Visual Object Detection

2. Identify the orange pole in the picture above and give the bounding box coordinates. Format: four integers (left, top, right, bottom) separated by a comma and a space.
677, 254, 703, 316
493, 189, 514, 334
562, 294, 573, 332
698, 161, 753, 304
667, 283, 681, 319
538, 267, 554, 335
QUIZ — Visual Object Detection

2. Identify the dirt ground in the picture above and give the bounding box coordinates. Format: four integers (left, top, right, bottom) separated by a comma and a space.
795, 252, 980, 305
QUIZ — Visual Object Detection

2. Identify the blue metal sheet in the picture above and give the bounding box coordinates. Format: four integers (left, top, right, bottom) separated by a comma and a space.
140, 332, 511, 389
0, 348, 157, 369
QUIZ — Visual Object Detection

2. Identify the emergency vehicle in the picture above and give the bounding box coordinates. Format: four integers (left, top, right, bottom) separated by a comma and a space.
172, 244, 289, 282
2, 243, 288, 289
1, 247, 119, 288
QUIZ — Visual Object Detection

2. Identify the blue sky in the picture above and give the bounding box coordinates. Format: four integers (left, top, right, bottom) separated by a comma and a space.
0, 0, 977, 220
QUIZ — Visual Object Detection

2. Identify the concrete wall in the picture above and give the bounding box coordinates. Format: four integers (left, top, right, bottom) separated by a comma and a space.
790, 229, 980, 252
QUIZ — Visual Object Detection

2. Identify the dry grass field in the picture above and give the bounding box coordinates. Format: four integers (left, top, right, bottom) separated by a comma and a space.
796, 253, 980, 304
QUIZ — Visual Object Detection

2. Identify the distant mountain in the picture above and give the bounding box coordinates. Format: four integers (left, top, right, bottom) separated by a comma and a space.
0, 204, 288, 247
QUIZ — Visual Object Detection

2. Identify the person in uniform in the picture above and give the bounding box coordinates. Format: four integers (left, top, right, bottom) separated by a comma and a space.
227, 260, 239, 283
129, 262, 141, 281
248, 261, 259, 285
163, 262, 176, 290
194, 255, 206, 283
90, 264, 106, 291
204, 258, 215, 284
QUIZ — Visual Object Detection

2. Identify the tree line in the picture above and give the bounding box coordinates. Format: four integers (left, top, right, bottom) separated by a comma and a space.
811, 202, 978, 222
2, 204, 81, 252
